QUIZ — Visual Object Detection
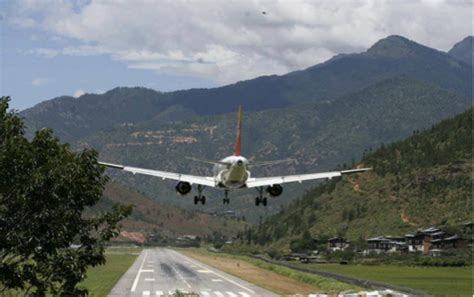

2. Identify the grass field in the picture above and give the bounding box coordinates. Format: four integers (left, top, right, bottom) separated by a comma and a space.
78, 247, 141, 297
180, 248, 363, 294
297, 263, 473, 296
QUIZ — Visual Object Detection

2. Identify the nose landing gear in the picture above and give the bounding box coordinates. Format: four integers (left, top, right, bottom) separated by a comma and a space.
194, 185, 206, 205
223, 190, 230, 204
255, 187, 268, 207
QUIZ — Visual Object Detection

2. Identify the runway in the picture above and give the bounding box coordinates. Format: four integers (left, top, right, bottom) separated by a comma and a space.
109, 248, 278, 297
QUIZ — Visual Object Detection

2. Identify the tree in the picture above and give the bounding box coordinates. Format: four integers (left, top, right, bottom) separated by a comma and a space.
0, 97, 131, 296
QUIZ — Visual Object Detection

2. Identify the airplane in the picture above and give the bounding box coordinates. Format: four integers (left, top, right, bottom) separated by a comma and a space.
99, 106, 371, 206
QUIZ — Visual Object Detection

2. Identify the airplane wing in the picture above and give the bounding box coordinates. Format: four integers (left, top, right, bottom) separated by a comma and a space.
99, 161, 217, 187
245, 168, 372, 188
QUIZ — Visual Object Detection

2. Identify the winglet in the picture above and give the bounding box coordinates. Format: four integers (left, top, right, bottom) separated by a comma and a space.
234, 105, 243, 156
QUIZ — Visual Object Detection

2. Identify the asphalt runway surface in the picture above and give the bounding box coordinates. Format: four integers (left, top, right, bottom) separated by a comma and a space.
109, 248, 278, 297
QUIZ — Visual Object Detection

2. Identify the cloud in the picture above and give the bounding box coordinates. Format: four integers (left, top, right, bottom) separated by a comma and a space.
31, 77, 53, 86
12, 0, 473, 85
73, 89, 85, 98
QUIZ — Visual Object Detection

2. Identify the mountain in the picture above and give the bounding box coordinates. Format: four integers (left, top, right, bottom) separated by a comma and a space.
95, 182, 246, 237
21, 35, 472, 142
79, 75, 471, 221
248, 108, 472, 247
448, 36, 473, 64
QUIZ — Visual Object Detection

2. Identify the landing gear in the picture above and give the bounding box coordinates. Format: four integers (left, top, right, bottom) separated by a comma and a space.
255, 197, 267, 206
255, 187, 268, 207
194, 185, 206, 205
223, 190, 230, 204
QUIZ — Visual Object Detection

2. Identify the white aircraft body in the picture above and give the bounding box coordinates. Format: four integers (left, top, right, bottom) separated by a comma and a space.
99, 106, 371, 206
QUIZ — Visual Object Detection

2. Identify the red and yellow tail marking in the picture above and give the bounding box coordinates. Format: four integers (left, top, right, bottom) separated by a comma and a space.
234, 105, 243, 156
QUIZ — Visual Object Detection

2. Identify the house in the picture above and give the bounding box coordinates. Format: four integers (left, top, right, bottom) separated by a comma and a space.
422, 228, 448, 254
430, 234, 465, 251
406, 227, 446, 254
367, 236, 406, 253
405, 231, 424, 252
386, 236, 408, 253
327, 237, 350, 252
367, 236, 392, 253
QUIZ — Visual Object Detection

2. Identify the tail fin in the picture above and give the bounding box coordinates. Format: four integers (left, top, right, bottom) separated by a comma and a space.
234, 105, 243, 156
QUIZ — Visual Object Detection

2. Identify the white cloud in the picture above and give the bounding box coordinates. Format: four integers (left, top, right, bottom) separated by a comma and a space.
73, 89, 85, 98
31, 77, 53, 86
13, 0, 473, 85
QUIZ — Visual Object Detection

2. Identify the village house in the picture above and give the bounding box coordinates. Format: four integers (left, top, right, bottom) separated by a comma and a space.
429, 234, 465, 255
405, 231, 424, 252
327, 237, 350, 252
421, 227, 448, 255
367, 236, 407, 253
368, 226, 465, 256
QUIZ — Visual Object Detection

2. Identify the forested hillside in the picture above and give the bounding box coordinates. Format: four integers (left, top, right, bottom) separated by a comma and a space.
94, 182, 246, 237
244, 108, 472, 249
81, 76, 471, 221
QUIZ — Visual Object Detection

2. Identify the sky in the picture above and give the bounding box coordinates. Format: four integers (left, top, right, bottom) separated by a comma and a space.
0, 0, 472, 111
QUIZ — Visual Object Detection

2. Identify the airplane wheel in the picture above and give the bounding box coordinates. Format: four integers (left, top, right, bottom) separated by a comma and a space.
263, 197, 267, 206
255, 197, 260, 206
201, 196, 206, 205
194, 196, 199, 205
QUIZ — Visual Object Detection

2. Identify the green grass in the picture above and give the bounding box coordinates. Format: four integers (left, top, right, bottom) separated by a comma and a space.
1, 247, 141, 297
182, 248, 363, 292
297, 263, 473, 296
78, 247, 141, 297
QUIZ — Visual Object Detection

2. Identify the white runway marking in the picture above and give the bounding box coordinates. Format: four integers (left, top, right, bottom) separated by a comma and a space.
142, 291, 150, 296
214, 292, 225, 297
239, 293, 251, 297
144, 278, 155, 281
197, 269, 213, 273
131, 250, 148, 292
155, 291, 163, 296
226, 292, 238, 297
200, 291, 211, 297
141, 269, 154, 272
211, 278, 223, 282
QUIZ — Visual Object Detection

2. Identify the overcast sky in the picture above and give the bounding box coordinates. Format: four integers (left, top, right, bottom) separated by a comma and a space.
0, 0, 472, 110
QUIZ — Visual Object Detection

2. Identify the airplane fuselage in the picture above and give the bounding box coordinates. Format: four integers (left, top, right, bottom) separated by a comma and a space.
213, 155, 250, 189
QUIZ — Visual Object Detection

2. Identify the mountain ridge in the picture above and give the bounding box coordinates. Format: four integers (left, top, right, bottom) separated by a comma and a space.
21, 35, 472, 142
448, 36, 473, 64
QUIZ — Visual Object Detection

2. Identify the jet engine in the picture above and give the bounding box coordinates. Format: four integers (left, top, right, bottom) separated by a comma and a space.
175, 181, 192, 195
266, 184, 283, 197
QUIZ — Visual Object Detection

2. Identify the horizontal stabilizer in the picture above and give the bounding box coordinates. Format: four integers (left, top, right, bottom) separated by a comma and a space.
185, 156, 230, 166
249, 159, 297, 167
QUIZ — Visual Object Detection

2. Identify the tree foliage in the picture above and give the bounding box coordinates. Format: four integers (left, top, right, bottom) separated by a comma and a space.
0, 97, 131, 295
